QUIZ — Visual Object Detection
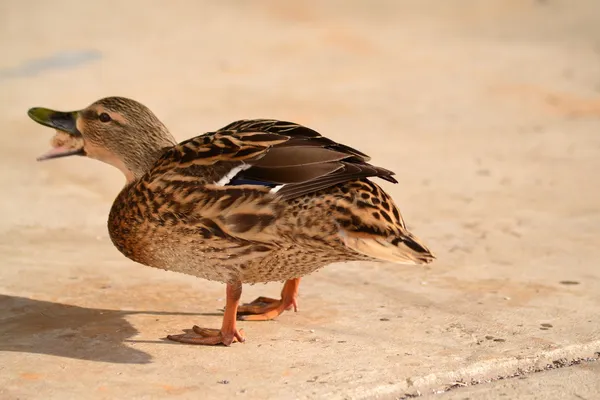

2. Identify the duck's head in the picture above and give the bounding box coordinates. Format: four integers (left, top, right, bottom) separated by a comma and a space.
28, 96, 177, 183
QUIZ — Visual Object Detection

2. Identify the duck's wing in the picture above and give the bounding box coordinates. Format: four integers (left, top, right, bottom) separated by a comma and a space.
153, 119, 397, 201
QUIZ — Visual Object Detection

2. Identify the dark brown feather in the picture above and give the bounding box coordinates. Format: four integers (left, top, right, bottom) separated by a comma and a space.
244, 163, 343, 184
255, 146, 350, 168
276, 162, 397, 201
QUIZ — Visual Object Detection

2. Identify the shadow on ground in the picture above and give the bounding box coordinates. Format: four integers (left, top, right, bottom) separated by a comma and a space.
0, 294, 212, 364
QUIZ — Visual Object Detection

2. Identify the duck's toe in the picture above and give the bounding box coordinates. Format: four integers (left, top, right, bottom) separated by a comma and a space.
237, 278, 300, 321
237, 298, 286, 321
166, 326, 245, 346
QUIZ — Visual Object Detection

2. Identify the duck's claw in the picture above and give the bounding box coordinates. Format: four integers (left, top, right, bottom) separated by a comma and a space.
167, 326, 245, 346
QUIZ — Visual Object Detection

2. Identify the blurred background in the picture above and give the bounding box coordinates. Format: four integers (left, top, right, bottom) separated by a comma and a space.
2, 0, 599, 269
1, 0, 599, 398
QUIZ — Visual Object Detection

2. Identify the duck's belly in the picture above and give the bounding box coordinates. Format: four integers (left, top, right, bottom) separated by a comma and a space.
120, 236, 249, 282
237, 245, 366, 283
113, 231, 366, 284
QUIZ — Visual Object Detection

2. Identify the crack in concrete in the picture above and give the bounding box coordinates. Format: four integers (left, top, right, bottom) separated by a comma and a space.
398, 352, 600, 399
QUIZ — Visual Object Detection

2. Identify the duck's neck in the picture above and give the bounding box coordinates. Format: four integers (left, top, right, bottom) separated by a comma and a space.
123, 145, 174, 183
113, 131, 177, 184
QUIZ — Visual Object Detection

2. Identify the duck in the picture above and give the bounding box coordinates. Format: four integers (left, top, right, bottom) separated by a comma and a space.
27, 96, 435, 346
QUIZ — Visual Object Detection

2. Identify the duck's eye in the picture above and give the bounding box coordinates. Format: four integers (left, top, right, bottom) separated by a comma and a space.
99, 113, 112, 123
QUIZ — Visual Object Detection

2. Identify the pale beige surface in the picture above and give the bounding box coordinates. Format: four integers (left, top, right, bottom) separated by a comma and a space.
1, 1, 599, 399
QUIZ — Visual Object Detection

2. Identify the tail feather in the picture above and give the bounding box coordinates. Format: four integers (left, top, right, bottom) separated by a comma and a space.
340, 230, 435, 265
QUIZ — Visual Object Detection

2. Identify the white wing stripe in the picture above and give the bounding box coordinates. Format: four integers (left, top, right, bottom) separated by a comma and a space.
270, 184, 285, 193
215, 163, 251, 186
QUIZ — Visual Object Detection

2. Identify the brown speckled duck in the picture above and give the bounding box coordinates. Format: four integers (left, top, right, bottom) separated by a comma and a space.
28, 97, 434, 346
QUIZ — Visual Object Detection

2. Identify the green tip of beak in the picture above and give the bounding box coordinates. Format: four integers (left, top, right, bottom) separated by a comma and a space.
28, 107, 57, 127
27, 108, 81, 136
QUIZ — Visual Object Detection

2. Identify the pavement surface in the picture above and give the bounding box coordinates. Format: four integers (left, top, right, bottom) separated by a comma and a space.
1, 1, 599, 399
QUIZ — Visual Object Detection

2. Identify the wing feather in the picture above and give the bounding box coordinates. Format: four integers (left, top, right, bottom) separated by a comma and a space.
154, 119, 395, 201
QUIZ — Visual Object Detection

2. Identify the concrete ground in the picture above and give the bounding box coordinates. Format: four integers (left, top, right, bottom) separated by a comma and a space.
1, 0, 599, 399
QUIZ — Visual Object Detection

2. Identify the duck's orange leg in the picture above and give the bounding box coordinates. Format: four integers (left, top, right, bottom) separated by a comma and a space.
237, 278, 300, 321
167, 282, 245, 346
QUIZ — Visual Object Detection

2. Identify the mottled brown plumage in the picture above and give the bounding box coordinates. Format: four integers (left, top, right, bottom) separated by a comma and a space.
28, 96, 435, 346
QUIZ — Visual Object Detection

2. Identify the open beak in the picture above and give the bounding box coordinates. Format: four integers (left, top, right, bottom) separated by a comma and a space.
27, 107, 86, 161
